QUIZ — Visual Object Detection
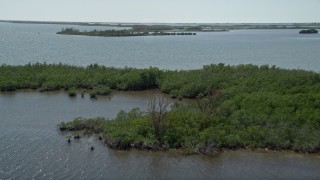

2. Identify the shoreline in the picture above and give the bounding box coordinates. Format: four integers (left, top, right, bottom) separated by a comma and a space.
61, 131, 320, 156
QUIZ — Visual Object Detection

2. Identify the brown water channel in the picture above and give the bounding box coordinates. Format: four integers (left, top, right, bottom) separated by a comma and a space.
1, 90, 320, 179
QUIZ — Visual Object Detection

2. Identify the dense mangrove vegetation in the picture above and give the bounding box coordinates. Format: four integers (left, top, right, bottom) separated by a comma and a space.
57, 28, 196, 37
0, 63, 160, 92
1, 63, 319, 153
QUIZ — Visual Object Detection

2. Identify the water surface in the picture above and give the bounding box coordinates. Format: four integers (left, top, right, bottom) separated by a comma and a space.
1, 22, 320, 179
0, 22, 319, 72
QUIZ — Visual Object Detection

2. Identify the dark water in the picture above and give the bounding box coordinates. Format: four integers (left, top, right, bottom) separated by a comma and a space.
1, 91, 320, 179
0, 22, 320, 72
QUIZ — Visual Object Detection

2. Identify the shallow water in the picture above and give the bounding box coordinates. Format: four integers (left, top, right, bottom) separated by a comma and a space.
1, 91, 320, 179
0, 22, 319, 72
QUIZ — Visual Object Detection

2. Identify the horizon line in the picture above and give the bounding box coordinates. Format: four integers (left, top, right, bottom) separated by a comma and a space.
1, 19, 319, 25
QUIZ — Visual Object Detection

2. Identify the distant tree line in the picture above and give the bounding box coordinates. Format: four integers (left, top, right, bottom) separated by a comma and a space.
56, 28, 196, 37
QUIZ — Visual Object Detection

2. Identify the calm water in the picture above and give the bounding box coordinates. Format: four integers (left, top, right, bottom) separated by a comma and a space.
1, 22, 320, 179
1, 91, 320, 179
0, 22, 319, 72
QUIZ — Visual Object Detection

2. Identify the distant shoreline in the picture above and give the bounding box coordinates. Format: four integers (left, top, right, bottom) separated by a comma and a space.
1, 20, 319, 31
56, 28, 197, 37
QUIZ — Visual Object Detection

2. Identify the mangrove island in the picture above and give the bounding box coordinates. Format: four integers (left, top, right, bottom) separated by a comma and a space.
57, 27, 197, 37
1, 63, 319, 154
299, 29, 319, 34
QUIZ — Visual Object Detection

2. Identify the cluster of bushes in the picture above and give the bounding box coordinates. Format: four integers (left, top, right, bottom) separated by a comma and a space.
1, 63, 319, 104
56, 62, 320, 153
67, 87, 77, 97
0, 63, 161, 95
159, 64, 320, 99
59, 108, 160, 149
59, 117, 106, 132
88, 85, 112, 98
59, 97, 320, 153
3, 63, 318, 98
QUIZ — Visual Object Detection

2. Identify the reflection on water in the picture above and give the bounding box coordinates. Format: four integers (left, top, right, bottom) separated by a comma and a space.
0, 91, 320, 179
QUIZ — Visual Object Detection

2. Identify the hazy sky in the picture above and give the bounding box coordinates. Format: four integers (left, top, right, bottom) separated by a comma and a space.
0, 0, 319, 23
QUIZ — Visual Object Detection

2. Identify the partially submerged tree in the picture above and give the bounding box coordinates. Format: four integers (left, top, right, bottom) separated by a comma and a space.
148, 97, 171, 140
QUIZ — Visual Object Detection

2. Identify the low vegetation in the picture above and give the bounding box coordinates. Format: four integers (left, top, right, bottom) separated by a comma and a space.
68, 87, 77, 97
299, 29, 319, 34
22, 63, 317, 154
0, 63, 160, 96
96, 85, 112, 95
57, 28, 196, 37
59, 94, 320, 153
1, 63, 319, 153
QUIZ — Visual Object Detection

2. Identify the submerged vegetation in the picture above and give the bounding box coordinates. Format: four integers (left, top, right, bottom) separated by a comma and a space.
1, 63, 319, 153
